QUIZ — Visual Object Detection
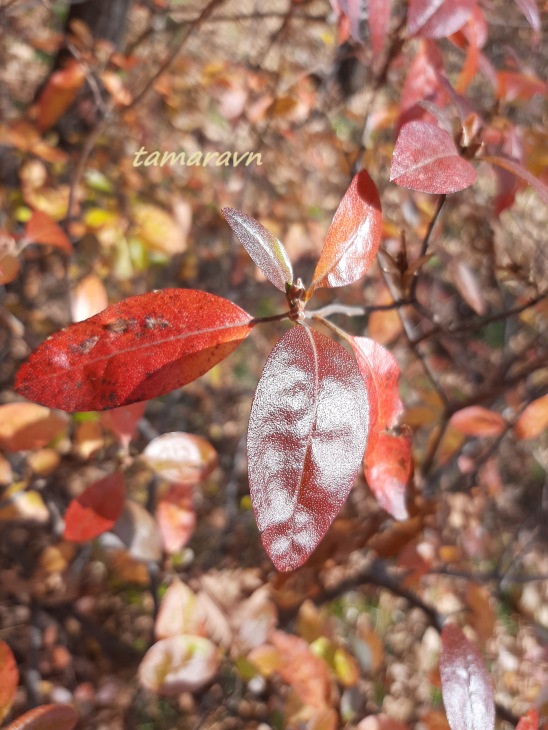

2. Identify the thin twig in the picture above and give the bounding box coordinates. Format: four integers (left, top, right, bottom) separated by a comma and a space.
409, 194, 446, 300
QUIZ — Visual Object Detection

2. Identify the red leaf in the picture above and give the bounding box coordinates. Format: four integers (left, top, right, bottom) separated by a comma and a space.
0, 641, 19, 724
351, 337, 402, 436
222, 208, 293, 292
516, 709, 539, 730
63, 472, 126, 542
399, 40, 445, 124
247, 326, 369, 571
513, 0, 540, 34
15, 289, 254, 412
5, 704, 77, 730
450, 406, 505, 437
479, 156, 548, 205
156, 484, 196, 554
368, 0, 391, 58
439, 624, 495, 730
390, 121, 476, 194
364, 431, 412, 520
25, 210, 72, 253
407, 0, 477, 39
100, 401, 147, 448
310, 170, 382, 291
34, 59, 86, 131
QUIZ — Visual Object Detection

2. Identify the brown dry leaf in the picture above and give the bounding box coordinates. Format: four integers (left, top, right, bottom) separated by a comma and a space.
515, 394, 548, 440
355, 618, 384, 673
357, 714, 409, 730
0, 641, 18, 724
131, 202, 187, 255
5, 703, 77, 730
25, 210, 72, 252
0, 454, 13, 486
74, 420, 104, 460
452, 260, 487, 315
143, 432, 217, 485
27, 448, 60, 476
466, 584, 495, 646
107, 550, 149, 585
235, 587, 278, 652
155, 577, 206, 640
420, 710, 451, 730
368, 291, 403, 345
0, 253, 20, 285
101, 71, 132, 106
70, 274, 108, 322
138, 636, 220, 696
307, 708, 338, 730
297, 600, 330, 644
247, 644, 281, 677
196, 590, 233, 648
112, 501, 162, 562
34, 59, 86, 131
270, 630, 331, 709
0, 485, 49, 523
368, 516, 424, 557
0, 403, 67, 452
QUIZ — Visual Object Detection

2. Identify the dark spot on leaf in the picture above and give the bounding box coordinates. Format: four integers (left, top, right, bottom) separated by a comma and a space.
79, 336, 99, 353
144, 315, 171, 330
104, 318, 130, 333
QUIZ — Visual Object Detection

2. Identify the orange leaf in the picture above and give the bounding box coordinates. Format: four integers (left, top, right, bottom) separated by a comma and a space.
156, 484, 196, 554
25, 210, 72, 253
64, 472, 126, 542
70, 274, 108, 322
515, 394, 548, 440
0, 641, 18, 723
35, 59, 86, 131
450, 406, 505, 437
0, 403, 67, 452
270, 631, 330, 709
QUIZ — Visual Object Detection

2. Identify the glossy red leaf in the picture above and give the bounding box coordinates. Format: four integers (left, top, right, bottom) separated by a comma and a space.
513, 0, 540, 34
64, 472, 126, 542
247, 326, 369, 571
15, 289, 254, 412
391, 121, 476, 194
24, 210, 72, 253
364, 431, 412, 521
479, 156, 548, 205
222, 208, 293, 292
368, 0, 391, 58
0, 641, 18, 724
5, 704, 77, 730
516, 709, 539, 730
350, 337, 402, 454
310, 170, 382, 291
440, 624, 495, 730
407, 0, 477, 39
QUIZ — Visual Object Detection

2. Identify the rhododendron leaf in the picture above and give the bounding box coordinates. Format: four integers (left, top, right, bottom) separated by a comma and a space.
222, 208, 293, 292
364, 431, 412, 521
15, 289, 254, 412
310, 170, 382, 290
407, 0, 477, 39
247, 326, 369, 571
64, 472, 126, 542
391, 121, 476, 193
440, 624, 495, 730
